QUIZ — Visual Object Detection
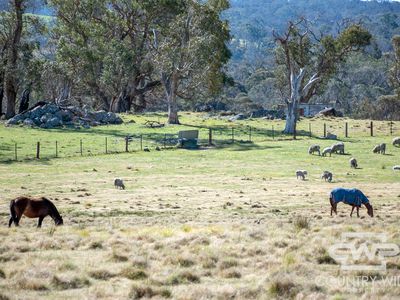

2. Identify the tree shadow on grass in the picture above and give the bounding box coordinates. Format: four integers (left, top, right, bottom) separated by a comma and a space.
214, 140, 283, 151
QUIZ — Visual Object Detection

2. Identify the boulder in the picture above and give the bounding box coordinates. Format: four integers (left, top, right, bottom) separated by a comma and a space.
23, 119, 35, 126
229, 114, 247, 121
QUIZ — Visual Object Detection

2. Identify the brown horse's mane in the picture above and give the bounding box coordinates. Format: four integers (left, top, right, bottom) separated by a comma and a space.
41, 197, 62, 220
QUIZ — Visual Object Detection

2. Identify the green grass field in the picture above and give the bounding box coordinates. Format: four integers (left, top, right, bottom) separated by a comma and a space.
0, 113, 399, 299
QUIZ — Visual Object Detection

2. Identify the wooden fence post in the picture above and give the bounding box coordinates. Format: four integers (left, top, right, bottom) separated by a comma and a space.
390, 121, 393, 136
36, 142, 40, 159
370, 121, 373, 137
56, 141, 58, 158
345, 122, 348, 138
323, 123, 326, 138
125, 136, 129, 152
208, 128, 212, 146
140, 135, 143, 151
15, 143, 17, 161
80, 139, 83, 156
105, 137, 108, 154
231, 128, 234, 143
309, 123, 312, 137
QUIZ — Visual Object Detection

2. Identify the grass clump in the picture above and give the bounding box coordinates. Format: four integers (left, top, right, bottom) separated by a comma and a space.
88, 269, 116, 280
120, 267, 148, 280
52, 275, 90, 290
268, 278, 298, 298
89, 241, 103, 249
0, 293, 10, 300
293, 216, 310, 231
167, 271, 200, 285
0, 269, 5, 279
316, 247, 337, 265
219, 258, 238, 270
129, 284, 171, 299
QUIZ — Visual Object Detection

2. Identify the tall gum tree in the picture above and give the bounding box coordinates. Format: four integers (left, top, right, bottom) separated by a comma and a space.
4, 0, 24, 119
273, 19, 371, 134
152, 0, 231, 124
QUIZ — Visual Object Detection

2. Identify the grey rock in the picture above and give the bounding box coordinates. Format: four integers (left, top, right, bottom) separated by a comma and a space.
23, 119, 35, 126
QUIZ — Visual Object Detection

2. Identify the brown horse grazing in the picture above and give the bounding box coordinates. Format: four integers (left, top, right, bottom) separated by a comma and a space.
9, 196, 63, 227
329, 188, 373, 218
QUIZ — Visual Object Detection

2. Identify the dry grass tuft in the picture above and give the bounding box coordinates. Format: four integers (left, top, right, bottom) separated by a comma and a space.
17, 278, 48, 291
89, 241, 103, 249
0, 269, 5, 279
120, 267, 148, 280
111, 250, 129, 262
52, 275, 90, 290
167, 271, 200, 285
219, 258, 238, 270
293, 216, 310, 231
221, 269, 242, 278
316, 247, 337, 265
268, 278, 298, 298
129, 284, 171, 299
0, 293, 10, 300
88, 269, 116, 280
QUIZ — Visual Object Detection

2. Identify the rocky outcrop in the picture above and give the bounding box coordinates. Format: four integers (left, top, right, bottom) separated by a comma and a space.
6, 103, 123, 128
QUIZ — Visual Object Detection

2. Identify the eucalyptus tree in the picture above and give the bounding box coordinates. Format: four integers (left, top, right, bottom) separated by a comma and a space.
50, 0, 160, 111
273, 19, 371, 134
152, 0, 231, 124
3, 0, 24, 118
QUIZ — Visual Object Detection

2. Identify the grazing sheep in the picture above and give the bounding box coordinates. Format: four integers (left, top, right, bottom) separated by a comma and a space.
393, 165, 400, 171
321, 171, 333, 182
331, 142, 345, 154
349, 158, 358, 169
296, 170, 308, 180
372, 143, 386, 154
380, 143, 386, 154
322, 147, 332, 157
393, 137, 400, 147
114, 178, 125, 190
308, 145, 321, 155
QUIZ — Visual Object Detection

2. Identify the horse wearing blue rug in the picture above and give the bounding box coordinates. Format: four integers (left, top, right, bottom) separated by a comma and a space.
329, 188, 373, 217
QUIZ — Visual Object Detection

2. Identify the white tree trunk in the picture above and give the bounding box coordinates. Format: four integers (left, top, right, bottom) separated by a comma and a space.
162, 73, 180, 124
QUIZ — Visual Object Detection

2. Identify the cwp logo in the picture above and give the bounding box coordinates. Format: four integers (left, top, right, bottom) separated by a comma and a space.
328, 232, 400, 271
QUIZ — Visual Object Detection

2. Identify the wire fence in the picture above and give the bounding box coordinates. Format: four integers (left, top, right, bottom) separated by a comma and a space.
1, 119, 399, 163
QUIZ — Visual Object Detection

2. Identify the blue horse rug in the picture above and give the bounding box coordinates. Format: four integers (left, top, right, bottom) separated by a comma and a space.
330, 188, 369, 207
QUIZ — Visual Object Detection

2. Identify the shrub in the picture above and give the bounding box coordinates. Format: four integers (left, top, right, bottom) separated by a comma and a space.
293, 216, 310, 231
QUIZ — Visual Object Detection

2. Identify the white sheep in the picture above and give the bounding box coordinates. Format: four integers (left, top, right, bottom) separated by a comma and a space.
114, 178, 125, 190
296, 170, 308, 180
349, 158, 358, 169
308, 145, 321, 155
331, 142, 345, 154
393, 165, 400, 171
373, 143, 386, 154
321, 171, 333, 182
322, 147, 332, 157
392, 137, 400, 147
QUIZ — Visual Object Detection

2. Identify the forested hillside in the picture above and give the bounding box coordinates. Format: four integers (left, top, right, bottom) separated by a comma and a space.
224, 0, 400, 118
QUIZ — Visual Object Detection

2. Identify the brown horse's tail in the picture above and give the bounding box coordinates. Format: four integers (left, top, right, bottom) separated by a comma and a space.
10, 200, 17, 224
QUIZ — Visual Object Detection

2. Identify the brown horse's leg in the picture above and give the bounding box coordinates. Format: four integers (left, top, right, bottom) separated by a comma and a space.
37, 216, 45, 228
357, 207, 360, 218
350, 206, 355, 217
8, 217, 13, 227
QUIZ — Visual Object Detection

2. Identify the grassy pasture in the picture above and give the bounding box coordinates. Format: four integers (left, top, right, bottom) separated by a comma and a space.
0, 113, 399, 299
